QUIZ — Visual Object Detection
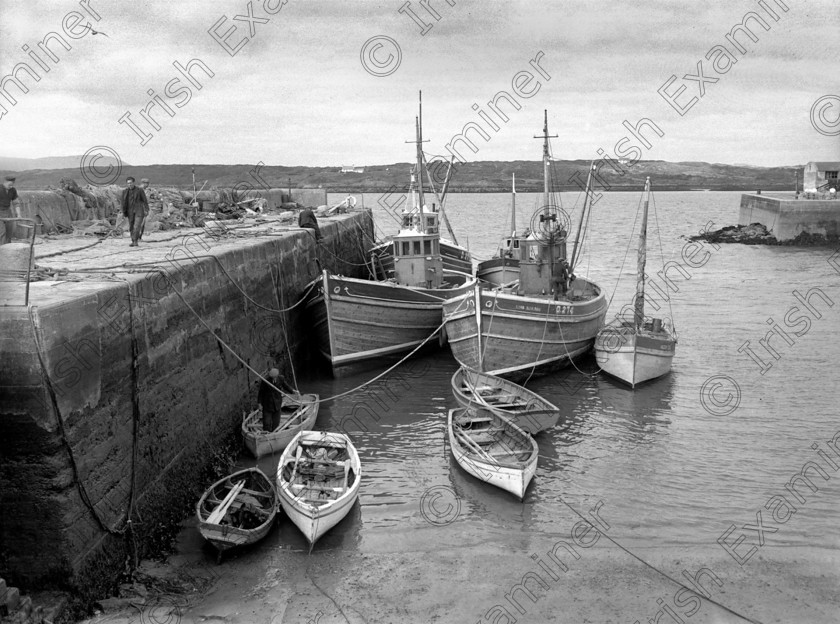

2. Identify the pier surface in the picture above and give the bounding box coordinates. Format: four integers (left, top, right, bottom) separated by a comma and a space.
0, 210, 373, 595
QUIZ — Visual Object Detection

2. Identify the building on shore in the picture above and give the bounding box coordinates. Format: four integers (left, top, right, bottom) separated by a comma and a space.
803, 161, 839, 194
340, 166, 365, 174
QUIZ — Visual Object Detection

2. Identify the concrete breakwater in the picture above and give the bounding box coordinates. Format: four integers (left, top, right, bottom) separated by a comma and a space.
738, 194, 840, 242
0, 209, 373, 597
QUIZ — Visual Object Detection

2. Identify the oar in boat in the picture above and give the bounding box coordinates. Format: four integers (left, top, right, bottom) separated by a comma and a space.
272, 398, 305, 434
207, 479, 245, 524
453, 427, 498, 465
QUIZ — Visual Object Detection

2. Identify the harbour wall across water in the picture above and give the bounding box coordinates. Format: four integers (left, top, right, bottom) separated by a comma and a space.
0, 210, 373, 596
739, 194, 840, 241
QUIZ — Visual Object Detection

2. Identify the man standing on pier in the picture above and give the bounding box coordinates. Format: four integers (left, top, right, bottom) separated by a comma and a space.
258, 368, 297, 432
121, 176, 148, 247
298, 206, 322, 242
0, 175, 20, 245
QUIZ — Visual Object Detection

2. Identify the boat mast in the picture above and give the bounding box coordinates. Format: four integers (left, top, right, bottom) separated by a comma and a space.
416, 91, 426, 232
534, 110, 558, 276
570, 163, 593, 270
634, 177, 651, 330
511, 172, 516, 236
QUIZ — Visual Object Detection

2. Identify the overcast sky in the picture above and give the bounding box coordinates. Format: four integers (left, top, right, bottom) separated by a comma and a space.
1, 0, 838, 167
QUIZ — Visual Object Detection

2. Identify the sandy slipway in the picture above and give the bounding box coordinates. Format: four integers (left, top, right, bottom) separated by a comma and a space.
690, 223, 840, 246
77, 507, 839, 624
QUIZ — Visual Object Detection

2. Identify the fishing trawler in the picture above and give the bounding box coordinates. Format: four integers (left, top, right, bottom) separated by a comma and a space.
476, 173, 529, 287
306, 102, 477, 377
369, 95, 473, 285
594, 178, 677, 387
442, 112, 608, 380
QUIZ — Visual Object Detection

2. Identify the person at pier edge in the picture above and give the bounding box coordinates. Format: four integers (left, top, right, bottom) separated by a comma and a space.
0, 175, 20, 245
298, 206, 322, 242
121, 176, 148, 247
258, 368, 296, 432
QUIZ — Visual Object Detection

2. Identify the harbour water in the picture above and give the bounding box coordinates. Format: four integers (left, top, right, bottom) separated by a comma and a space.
103, 190, 839, 624
310, 190, 839, 552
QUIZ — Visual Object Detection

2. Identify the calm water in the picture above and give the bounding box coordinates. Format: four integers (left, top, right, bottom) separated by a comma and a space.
260, 190, 839, 553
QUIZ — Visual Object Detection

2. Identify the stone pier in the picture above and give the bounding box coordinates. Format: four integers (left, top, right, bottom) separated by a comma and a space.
739, 194, 840, 241
0, 210, 373, 596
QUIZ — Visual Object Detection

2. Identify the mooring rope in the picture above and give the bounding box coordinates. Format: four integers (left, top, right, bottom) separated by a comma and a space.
557, 495, 764, 624
26, 306, 130, 538
153, 266, 445, 405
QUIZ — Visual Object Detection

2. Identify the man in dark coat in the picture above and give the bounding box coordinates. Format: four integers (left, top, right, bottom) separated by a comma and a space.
121, 176, 148, 247
552, 258, 572, 300
298, 207, 322, 241
0, 175, 19, 245
257, 368, 297, 432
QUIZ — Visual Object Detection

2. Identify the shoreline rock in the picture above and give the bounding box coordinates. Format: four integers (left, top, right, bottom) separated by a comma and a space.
690, 223, 840, 247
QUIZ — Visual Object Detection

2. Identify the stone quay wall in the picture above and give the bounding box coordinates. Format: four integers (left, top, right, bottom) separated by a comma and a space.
739, 194, 840, 241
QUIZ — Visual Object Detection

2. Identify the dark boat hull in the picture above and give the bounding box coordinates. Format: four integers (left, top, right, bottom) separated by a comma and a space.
443, 281, 608, 381
307, 271, 477, 377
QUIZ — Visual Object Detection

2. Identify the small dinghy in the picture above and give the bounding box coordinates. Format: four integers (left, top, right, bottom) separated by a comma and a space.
196, 468, 277, 561
448, 406, 538, 500
451, 367, 560, 434
242, 393, 320, 458
276, 431, 361, 546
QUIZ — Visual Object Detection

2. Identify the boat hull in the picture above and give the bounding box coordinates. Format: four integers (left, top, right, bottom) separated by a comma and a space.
447, 407, 537, 500
307, 271, 476, 376
196, 468, 277, 554
476, 257, 519, 287
242, 393, 320, 458
595, 322, 676, 388
443, 282, 608, 381
450, 367, 559, 434
276, 431, 361, 545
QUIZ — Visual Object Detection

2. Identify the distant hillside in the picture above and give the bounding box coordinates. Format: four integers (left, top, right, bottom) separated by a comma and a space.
7, 160, 800, 192
0, 155, 127, 172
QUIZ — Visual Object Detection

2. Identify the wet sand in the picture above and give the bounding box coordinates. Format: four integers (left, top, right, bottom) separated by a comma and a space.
81, 504, 839, 624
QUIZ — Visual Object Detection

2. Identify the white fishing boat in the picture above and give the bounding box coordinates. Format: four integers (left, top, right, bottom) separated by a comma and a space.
448, 407, 538, 500
241, 393, 319, 458
595, 178, 677, 387
276, 430, 361, 545
443, 112, 608, 381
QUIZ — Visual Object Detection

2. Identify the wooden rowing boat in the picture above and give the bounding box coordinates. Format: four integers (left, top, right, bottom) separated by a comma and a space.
447, 407, 538, 500
241, 393, 319, 458
276, 431, 361, 545
450, 367, 559, 434
196, 468, 278, 561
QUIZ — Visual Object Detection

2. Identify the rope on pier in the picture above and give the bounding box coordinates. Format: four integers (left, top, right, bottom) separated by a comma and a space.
155, 264, 444, 404
26, 306, 131, 539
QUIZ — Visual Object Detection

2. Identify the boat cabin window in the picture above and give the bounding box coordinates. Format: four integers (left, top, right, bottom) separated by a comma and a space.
426, 217, 435, 230
504, 238, 511, 249
513, 240, 520, 249
413, 240, 421, 255
424, 240, 432, 255
433, 240, 439, 254
401, 241, 410, 256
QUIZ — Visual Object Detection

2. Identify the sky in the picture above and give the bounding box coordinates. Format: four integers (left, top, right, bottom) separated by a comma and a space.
0, 0, 838, 167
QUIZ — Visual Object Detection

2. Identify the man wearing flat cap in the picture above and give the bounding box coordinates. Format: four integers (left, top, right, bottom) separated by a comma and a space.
121, 176, 148, 247
257, 367, 297, 432
0, 175, 20, 245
